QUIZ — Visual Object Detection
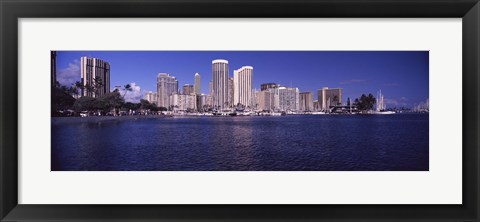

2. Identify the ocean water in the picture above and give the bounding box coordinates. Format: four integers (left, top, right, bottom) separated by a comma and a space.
51, 114, 429, 171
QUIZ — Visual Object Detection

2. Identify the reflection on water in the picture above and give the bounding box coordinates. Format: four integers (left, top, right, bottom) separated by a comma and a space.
51, 114, 429, 171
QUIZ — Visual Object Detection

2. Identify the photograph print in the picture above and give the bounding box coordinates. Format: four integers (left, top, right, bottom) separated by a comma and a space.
51, 51, 429, 171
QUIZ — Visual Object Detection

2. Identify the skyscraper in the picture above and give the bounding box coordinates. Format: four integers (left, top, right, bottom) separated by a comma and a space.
228, 77, 234, 108
299, 92, 314, 111
251, 88, 258, 110
278, 86, 300, 111
259, 85, 285, 111
233, 66, 253, 108
209, 81, 213, 96
258, 83, 279, 111
80, 56, 110, 98
313, 100, 319, 111
197, 94, 207, 111
212, 59, 229, 109
183, 84, 194, 95
194, 73, 201, 95
260, 83, 278, 91
157, 73, 178, 109
257, 90, 272, 111
317, 87, 342, 111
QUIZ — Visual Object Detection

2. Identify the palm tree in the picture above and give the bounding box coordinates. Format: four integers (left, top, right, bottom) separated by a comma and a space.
122, 84, 133, 99
92, 77, 103, 97
70, 81, 82, 98
84, 84, 95, 97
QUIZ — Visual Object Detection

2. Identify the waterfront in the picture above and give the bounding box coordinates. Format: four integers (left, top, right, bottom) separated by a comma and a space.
51, 114, 428, 171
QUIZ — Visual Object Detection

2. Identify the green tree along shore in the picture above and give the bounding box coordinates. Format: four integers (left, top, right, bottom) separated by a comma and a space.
353, 93, 377, 113
52, 82, 162, 117
52, 81, 380, 117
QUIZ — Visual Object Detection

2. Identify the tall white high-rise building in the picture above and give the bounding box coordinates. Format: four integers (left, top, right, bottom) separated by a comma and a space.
157, 73, 178, 109
212, 59, 229, 109
80, 56, 110, 98
233, 66, 253, 108
194, 73, 201, 95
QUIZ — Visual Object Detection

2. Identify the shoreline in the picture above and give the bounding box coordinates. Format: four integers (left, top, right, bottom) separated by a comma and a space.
51, 112, 428, 123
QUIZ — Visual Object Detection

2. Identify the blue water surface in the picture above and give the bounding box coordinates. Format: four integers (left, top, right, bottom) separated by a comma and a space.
51, 114, 429, 171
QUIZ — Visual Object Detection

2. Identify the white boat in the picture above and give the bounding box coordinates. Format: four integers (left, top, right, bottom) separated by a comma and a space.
311, 111, 326, 115
373, 90, 395, 114
372, 111, 395, 115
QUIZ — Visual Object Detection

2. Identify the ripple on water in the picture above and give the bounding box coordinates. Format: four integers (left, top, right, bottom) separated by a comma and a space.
51, 114, 429, 171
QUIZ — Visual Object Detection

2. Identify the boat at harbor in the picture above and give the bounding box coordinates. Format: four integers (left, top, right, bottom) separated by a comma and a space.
372, 110, 395, 115
373, 90, 395, 115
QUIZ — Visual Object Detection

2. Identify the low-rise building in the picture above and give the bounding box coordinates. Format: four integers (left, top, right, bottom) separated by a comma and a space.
144, 91, 157, 104
170, 94, 197, 111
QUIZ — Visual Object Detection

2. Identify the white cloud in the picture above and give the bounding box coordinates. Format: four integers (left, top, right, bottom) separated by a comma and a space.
57, 59, 80, 86
339, 79, 367, 85
122, 82, 143, 103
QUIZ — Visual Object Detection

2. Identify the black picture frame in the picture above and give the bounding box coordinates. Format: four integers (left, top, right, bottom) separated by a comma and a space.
1, 0, 479, 221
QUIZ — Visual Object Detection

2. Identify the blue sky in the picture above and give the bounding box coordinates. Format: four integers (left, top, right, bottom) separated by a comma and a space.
56, 51, 428, 107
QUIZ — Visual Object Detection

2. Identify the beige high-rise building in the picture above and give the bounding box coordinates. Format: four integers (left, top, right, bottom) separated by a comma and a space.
317, 87, 342, 111
267, 87, 280, 111
251, 88, 258, 110
157, 73, 178, 109
313, 100, 320, 111
194, 73, 201, 95
212, 59, 229, 109
299, 92, 314, 111
80, 56, 110, 98
233, 66, 253, 108
257, 90, 272, 111
260, 86, 298, 112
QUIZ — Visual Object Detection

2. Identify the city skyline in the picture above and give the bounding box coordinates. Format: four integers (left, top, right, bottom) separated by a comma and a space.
56, 51, 429, 108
